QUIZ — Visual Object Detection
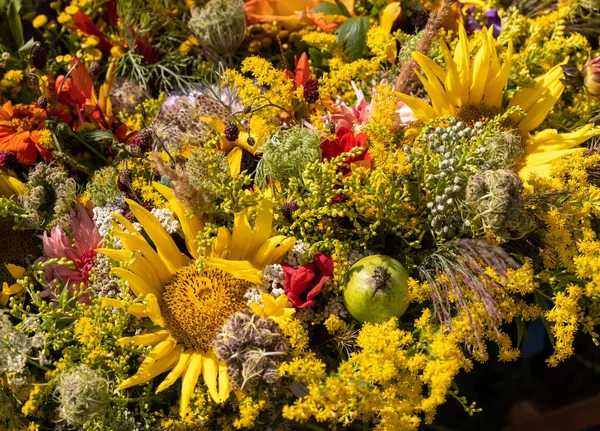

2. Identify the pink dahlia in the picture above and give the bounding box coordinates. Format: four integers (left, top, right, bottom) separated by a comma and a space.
330, 81, 415, 133
41, 204, 103, 302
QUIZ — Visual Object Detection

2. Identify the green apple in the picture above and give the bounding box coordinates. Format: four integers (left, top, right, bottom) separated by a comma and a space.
343, 255, 410, 323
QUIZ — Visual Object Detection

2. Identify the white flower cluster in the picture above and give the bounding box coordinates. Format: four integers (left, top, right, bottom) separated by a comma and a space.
244, 287, 263, 307
93, 194, 126, 237
89, 253, 123, 299
150, 208, 179, 234
0, 310, 46, 389
263, 264, 285, 293
323, 297, 348, 318
285, 240, 312, 268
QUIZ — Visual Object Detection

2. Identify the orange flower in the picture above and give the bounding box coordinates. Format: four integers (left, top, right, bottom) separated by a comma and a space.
245, 0, 354, 31
0, 101, 51, 165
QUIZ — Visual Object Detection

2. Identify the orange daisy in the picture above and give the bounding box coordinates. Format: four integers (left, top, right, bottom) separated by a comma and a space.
0, 101, 51, 165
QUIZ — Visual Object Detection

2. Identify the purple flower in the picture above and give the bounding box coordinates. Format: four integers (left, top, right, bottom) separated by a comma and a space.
484, 9, 502, 38
462, 5, 502, 39
464, 6, 481, 35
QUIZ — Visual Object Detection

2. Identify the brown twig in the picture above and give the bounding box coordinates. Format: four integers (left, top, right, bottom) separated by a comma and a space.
394, 0, 454, 94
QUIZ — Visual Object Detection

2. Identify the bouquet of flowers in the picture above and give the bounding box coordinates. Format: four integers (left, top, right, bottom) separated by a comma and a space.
1, 0, 600, 429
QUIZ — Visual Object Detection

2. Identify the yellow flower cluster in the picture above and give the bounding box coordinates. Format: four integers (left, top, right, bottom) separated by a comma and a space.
0, 70, 23, 98
367, 25, 397, 63
118, 93, 167, 132
546, 285, 584, 366
233, 395, 268, 429
224, 56, 296, 141
364, 83, 413, 176
36, 129, 55, 152
280, 318, 468, 430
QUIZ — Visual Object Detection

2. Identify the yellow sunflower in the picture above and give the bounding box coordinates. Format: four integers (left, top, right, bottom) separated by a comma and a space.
398, 25, 600, 179
100, 183, 295, 416
201, 117, 259, 178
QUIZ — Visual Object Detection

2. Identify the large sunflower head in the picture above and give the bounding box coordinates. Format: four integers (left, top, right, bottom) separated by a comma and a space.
100, 183, 295, 416
398, 25, 600, 180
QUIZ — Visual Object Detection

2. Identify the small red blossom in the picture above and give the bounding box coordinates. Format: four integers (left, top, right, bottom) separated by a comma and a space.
282, 253, 334, 308
321, 126, 372, 168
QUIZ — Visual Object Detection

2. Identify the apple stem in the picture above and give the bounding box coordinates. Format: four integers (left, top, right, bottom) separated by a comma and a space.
372, 266, 390, 298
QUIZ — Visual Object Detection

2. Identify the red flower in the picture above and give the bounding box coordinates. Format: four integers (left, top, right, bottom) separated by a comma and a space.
321, 126, 372, 168
285, 52, 310, 88
282, 253, 334, 308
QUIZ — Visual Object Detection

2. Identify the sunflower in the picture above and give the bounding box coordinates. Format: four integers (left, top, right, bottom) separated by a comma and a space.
397, 26, 600, 179
100, 182, 295, 416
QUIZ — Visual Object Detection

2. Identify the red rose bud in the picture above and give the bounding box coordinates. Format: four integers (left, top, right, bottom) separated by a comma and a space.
282, 253, 334, 308
583, 56, 600, 98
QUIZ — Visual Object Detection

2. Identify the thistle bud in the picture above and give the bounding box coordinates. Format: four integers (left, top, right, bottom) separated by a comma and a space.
54, 365, 110, 427
583, 56, 600, 98
30, 45, 48, 69
559, 63, 583, 91
37, 95, 48, 110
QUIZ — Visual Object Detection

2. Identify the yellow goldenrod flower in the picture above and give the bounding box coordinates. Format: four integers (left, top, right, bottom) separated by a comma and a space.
110, 45, 123, 58
99, 183, 295, 416
398, 25, 600, 180
65, 5, 79, 14
81, 35, 100, 48
57, 12, 71, 24
32, 15, 48, 28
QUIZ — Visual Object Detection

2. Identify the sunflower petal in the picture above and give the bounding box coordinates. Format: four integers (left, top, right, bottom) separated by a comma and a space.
396, 93, 437, 121
156, 349, 193, 394
120, 341, 180, 389
117, 330, 171, 347
125, 198, 184, 274
218, 360, 230, 402
154, 182, 203, 259
180, 352, 203, 416
115, 232, 171, 286
145, 293, 167, 328
252, 236, 296, 269
227, 147, 243, 178
112, 268, 160, 298
99, 298, 149, 317
248, 198, 274, 259
211, 227, 231, 258
229, 208, 253, 261
203, 350, 220, 403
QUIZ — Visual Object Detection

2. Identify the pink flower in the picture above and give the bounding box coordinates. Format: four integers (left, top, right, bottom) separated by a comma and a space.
329, 81, 415, 133
42, 204, 103, 303
282, 253, 334, 308
583, 56, 600, 98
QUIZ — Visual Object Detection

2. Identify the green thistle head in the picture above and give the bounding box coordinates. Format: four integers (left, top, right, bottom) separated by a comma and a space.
54, 364, 110, 427
188, 0, 246, 61
19, 163, 77, 231
255, 126, 322, 188
482, 128, 524, 170
465, 169, 529, 242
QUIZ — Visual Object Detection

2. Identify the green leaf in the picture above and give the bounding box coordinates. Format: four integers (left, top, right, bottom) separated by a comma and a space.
79, 130, 118, 144
535, 292, 555, 348
18, 37, 35, 53
310, 2, 344, 15
335, 16, 369, 61
516, 317, 526, 348
7, 0, 24, 48
334, 0, 351, 17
